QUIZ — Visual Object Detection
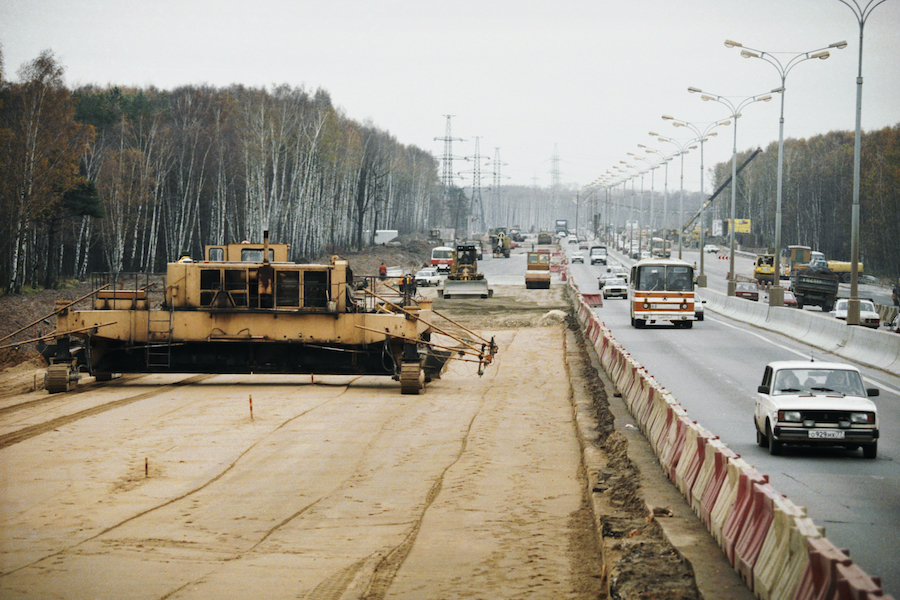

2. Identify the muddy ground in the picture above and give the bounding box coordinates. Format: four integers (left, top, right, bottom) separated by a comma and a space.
0, 241, 701, 598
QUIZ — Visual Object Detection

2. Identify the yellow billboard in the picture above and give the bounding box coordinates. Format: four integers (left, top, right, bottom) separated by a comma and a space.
728, 219, 751, 233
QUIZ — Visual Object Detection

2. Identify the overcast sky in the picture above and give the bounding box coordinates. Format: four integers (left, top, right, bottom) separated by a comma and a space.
3, 0, 899, 193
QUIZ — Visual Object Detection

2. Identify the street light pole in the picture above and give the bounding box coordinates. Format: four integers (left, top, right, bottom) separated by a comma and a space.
649, 133, 698, 260
660, 117, 731, 285
688, 87, 780, 296
725, 39, 845, 306
642, 147, 676, 249
835, 0, 887, 325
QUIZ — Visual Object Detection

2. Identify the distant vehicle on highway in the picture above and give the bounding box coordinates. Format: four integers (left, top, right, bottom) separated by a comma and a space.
735, 282, 759, 301
703, 244, 719, 253
415, 268, 441, 287
430, 246, 454, 273
782, 290, 798, 308
598, 272, 619, 289
754, 361, 879, 458
590, 246, 608, 265
571, 251, 584, 264
629, 258, 696, 328
830, 298, 881, 329
607, 265, 628, 283
602, 278, 628, 299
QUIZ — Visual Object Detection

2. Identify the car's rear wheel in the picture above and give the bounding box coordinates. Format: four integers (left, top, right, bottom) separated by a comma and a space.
767, 422, 782, 456
863, 442, 878, 459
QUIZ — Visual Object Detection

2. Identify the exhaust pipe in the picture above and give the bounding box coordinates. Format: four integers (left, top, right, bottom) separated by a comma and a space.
263, 229, 270, 263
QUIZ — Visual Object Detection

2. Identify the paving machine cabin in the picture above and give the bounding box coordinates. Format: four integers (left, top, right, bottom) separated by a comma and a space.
27, 233, 497, 395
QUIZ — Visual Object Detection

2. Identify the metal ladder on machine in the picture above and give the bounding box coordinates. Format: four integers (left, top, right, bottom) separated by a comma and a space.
146, 306, 173, 369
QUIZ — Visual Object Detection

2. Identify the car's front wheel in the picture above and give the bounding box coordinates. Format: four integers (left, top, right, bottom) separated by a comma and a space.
756, 419, 767, 447
863, 442, 878, 459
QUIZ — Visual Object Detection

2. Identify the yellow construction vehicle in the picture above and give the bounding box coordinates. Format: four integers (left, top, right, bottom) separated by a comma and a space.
438, 243, 492, 299
29, 232, 497, 395
525, 250, 551, 289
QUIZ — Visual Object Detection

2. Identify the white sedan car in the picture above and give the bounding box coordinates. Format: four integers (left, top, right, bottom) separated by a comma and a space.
602, 277, 628, 299
703, 244, 719, 253
570, 251, 585, 264
414, 268, 441, 287
607, 265, 628, 283
754, 361, 879, 458
598, 272, 620, 289
830, 298, 881, 328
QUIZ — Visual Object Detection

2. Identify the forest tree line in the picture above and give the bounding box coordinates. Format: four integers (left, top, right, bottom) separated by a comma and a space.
2, 49, 898, 294
709, 126, 899, 278
0, 50, 451, 294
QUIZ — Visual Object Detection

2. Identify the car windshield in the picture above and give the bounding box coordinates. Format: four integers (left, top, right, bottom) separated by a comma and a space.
772, 368, 866, 397
608, 278, 626, 285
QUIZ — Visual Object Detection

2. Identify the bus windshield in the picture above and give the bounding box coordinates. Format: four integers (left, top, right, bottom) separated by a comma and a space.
634, 264, 693, 292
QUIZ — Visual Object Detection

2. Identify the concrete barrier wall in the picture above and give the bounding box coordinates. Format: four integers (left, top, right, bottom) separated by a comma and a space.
569, 276, 893, 599
698, 288, 900, 374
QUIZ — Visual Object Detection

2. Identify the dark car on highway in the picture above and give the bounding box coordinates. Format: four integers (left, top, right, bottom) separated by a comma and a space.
735, 282, 759, 301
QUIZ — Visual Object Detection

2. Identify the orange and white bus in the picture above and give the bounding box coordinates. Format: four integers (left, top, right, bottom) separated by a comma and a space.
629, 258, 696, 328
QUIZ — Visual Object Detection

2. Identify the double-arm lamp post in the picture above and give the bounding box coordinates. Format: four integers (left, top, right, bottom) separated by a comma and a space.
835, 0, 887, 325
688, 86, 780, 296
647, 133, 697, 260
659, 117, 731, 285
725, 39, 846, 306
640, 147, 675, 245
631, 153, 661, 245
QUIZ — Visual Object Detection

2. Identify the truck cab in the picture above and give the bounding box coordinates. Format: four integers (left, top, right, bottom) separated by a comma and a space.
589, 246, 608, 265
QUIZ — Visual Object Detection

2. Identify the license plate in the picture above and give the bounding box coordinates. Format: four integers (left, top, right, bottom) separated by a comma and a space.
808, 430, 845, 439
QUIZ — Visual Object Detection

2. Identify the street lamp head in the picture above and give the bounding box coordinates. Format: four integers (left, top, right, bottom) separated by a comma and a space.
831, 40, 848, 49
661, 115, 674, 120
811, 50, 830, 60
717, 119, 732, 127
708, 131, 718, 137
648, 131, 660, 137
724, 39, 742, 48
700, 94, 715, 102
687, 86, 703, 94
759, 95, 773, 102
770, 86, 785, 94
740, 49, 760, 59
637, 144, 647, 148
